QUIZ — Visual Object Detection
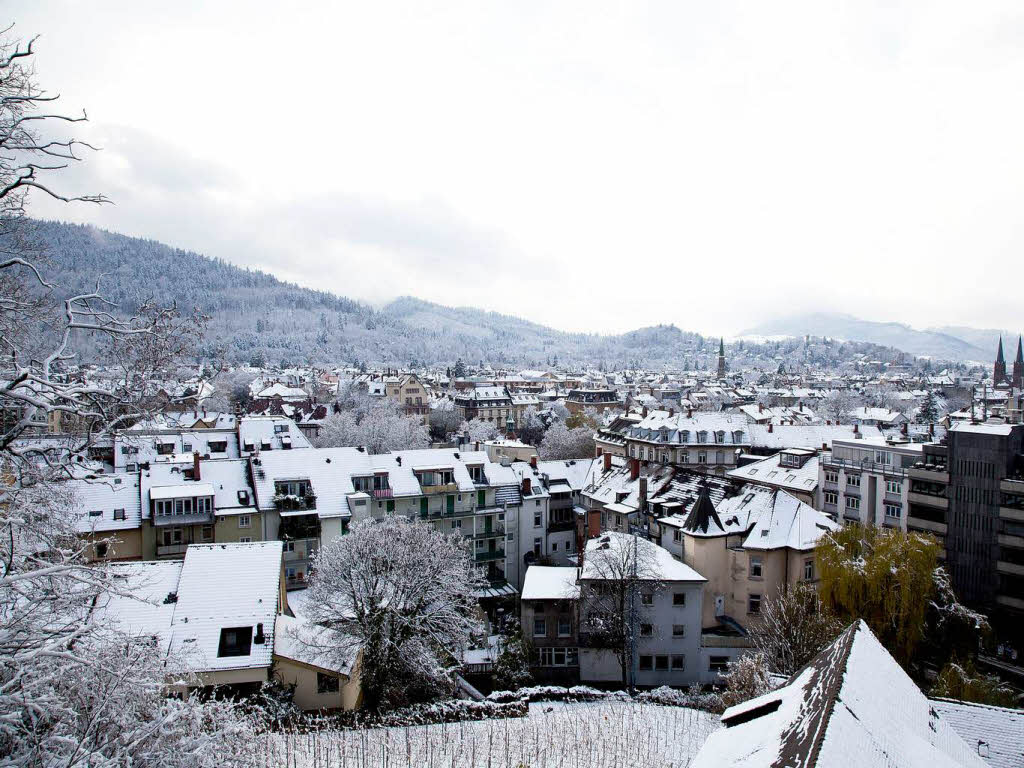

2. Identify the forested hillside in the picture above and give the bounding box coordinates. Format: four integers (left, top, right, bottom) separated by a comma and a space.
28, 220, 913, 369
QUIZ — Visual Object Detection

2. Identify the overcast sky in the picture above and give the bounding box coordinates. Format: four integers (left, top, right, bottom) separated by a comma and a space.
9, 1, 1024, 336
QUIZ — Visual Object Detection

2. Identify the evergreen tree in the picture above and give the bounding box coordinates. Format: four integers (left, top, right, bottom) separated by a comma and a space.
918, 390, 938, 423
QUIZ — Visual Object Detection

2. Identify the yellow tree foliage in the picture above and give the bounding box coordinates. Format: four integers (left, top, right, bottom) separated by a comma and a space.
816, 525, 940, 666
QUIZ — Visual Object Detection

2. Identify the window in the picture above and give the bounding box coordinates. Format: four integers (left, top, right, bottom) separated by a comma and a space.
239, 515, 251, 529
697, 452, 707, 464
200, 525, 213, 542
671, 655, 686, 671
451, 519, 462, 529
537, 647, 579, 667
183, 443, 192, 453
284, 541, 295, 552
95, 542, 108, 558
846, 473, 861, 488
886, 480, 902, 495
113, 508, 126, 521
638, 655, 653, 670
126, 463, 137, 473
846, 496, 860, 511
558, 616, 571, 637
673, 592, 686, 606
749, 557, 763, 579
217, 626, 253, 657
88, 510, 102, 518
803, 559, 814, 580
274, 424, 288, 434
534, 513, 542, 527
709, 656, 729, 673
317, 672, 339, 694
655, 655, 669, 671
533, 537, 542, 555
672, 624, 686, 638
885, 503, 902, 519
823, 491, 839, 506
551, 542, 558, 552
673, 529, 682, 543
748, 594, 761, 614
533, 618, 546, 637
239, 537, 251, 543
197, 497, 212, 514
640, 623, 653, 637
824, 470, 838, 483
640, 592, 653, 606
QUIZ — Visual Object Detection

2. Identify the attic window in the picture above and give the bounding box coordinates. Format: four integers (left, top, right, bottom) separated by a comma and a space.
217, 626, 253, 657
722, 698, 782, 727
113, 508, 126, 521
88, 510, 102, 517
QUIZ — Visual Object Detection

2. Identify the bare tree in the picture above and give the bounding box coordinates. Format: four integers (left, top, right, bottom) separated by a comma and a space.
303, 517, 484, 711
0, 29, 249, 766
578, 532, 663, 690
819, 389, 860, 424
747, 582, 843, 676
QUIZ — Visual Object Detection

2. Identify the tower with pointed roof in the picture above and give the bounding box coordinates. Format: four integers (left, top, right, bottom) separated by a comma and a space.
716, 338, 726, 380
1013, 336, 1023, 390
994, 336, 1008, 386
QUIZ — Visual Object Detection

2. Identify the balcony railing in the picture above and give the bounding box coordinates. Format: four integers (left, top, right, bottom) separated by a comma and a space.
156, 543, 189, 557
371, 488, 393, 499
153, 511, 214, 527
474, 549, 505, 563
547, 519, 576, 534
471, 524, 505, 539
822, 455, 906, 477
274, 494, 317, 512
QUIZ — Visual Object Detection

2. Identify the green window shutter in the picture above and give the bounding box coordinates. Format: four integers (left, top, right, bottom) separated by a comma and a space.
477, 490, 486, 506
386, 500, 395, 513
446, 495, 455, 514
420, 498, 428, 515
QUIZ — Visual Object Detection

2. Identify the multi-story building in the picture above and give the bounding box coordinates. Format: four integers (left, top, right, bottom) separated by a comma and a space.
726, 449, 819, 506
817, 436, 922, 529
453, 386, 514, 427
520, 566, 581, 684
623, 411, 750, 476
564, 388, 619, 415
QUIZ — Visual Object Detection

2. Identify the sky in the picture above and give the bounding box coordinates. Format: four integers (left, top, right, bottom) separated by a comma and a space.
8, 1, 1024, 337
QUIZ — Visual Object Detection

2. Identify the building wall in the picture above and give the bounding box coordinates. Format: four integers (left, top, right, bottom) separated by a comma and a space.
215, 511, 263, 543
85, 529, 143, 561
273, 657, 361, 711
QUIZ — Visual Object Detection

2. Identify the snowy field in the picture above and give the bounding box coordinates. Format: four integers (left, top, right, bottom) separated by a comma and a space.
263, 701, 719, 767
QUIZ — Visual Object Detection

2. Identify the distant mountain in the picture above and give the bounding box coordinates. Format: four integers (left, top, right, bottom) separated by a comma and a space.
928, 326, 1023, 361
25, 220, 712, 368
741, 313, 991, 362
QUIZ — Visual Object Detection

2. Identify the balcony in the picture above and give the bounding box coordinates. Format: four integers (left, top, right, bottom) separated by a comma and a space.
908, 466, 949, 484
419, 482, 458, 496
906, 517, 947, 535
274, 494, 317, 512
547, 519, 576, 534
152, 510, 214, 527
908, 491, 947, 510
1000, 478, 1024, 495
371, 488, 393, 499
822, 455, 905, 477
999, 506, 1024, 523
156, 543, 189, 558
474, 549, 505, 563
471, 524, 505, 539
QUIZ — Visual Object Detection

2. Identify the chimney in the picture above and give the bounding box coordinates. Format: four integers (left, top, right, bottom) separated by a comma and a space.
192, 452, 201, 482
530, 455, 538, 469
901, 422, 908, 436
521, 476, 531, 496
759, 402, 764, 413
669, 408, 674, 417
639, 476, 648, 513
603, 452, 612, 472
768, 423, 773, 433
475, 441, 480, 452
629, 458, 640, 481
929, 423, 935, 438
642, 406, 648, 418
854, 423, 861, 438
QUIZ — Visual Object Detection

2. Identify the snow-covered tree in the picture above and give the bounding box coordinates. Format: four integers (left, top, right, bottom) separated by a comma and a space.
748, 582, 842, 676
931, 658, 1020, 707
917, 390, 939, 424
428, 398, 461, 442
462, 417, 501, 443
719, 652, 773, 708
539, 422, 595, 460
819, 389, 860, 423
0, 32, 252, 764
516, 406, 546, 445
303, 517, 484, 711
315, 400, 428, 453
491, 629, 532, 692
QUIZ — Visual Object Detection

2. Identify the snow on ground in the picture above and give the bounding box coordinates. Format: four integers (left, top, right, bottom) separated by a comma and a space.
269, 701, 719, 767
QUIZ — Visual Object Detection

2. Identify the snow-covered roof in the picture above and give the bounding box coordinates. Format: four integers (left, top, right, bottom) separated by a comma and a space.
692, 621, 986, 768
97, 561, 183, 652
273, 614, 354, 675
68, 473, 142, 533
748, 424, 883, 451
238, 416, 312, 453
168, 542, 283, 671
740, 488, 839, 551
929, 698, 1024, 768
727, 453, 820, 495
948, 422, 1017, 436
582, 532, 705, 583
150, 482, 216, 500
142, 459, 255, 514
521, 566, 580, 601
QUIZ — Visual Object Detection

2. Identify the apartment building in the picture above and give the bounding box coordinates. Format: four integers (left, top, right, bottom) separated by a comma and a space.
453, 386, 514, 427
817, 436, 922, 529
622, 411, 750, 475
564, 388, 619, 415
520, 566, 581, 684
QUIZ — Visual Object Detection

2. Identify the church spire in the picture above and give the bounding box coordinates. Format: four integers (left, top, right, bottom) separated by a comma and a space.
997, 336, 1005, 364
1016, 336, 1023, 364
995, 336, 1008, 386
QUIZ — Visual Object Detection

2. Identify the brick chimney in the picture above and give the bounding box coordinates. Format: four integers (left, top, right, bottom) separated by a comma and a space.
687, 407, 693, 418
668, 408, 674, 417
521, 476, 531, 496
193, 452, 201, 482
768, 423, 773, 433
642, 406, 648, 418
629, 458, 640, 481
639, 476, 648, 513
603, 452, 612, 472
530, 455, 538, 469
759, 402, 764, 413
